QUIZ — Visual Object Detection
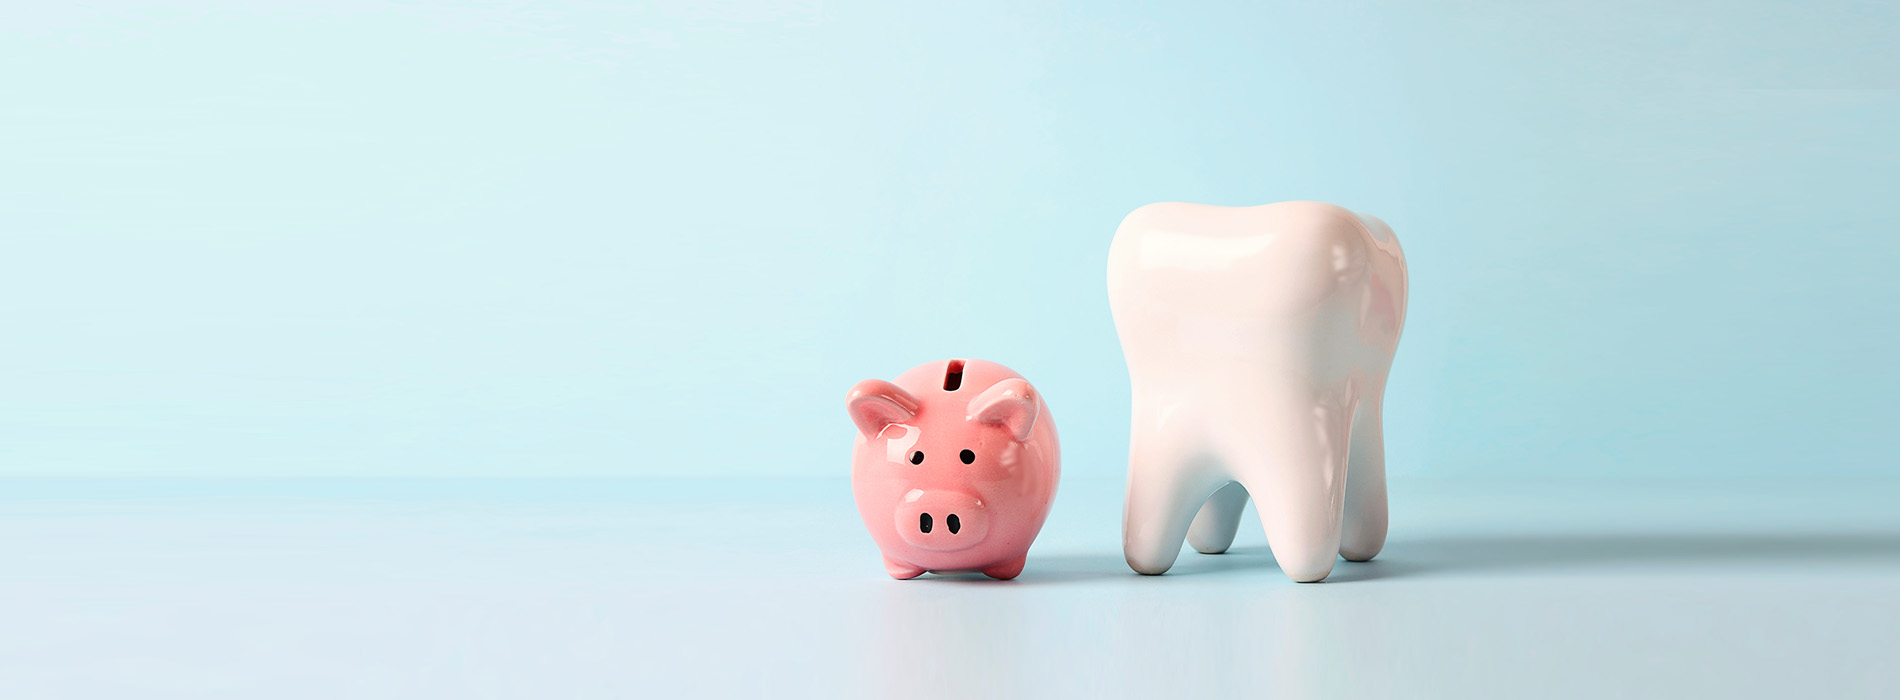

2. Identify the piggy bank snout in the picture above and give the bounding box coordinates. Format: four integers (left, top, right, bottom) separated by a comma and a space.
893, 490, 990, 552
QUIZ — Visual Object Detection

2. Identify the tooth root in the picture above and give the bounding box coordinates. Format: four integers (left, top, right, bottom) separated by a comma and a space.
1340, 394, 1389, 562
1187, 481, 1249, 555
1232, 398, 1354, 583
1122, 426, 1224, 575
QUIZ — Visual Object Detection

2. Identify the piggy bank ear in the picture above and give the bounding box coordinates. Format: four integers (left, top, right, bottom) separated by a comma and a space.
967, 378, 1038, 442
847, 379, 920, 438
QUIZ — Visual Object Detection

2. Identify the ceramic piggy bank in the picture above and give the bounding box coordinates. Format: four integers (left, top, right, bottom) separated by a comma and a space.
846, 359, 1059, 580
1109, 201, 1408, 583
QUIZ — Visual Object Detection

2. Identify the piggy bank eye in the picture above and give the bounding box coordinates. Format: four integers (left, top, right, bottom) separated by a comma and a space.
909, 451, 924, 465
959, 449, 975, 464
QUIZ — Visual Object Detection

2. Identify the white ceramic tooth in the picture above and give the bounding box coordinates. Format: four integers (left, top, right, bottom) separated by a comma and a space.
1108, 201, 1408, 583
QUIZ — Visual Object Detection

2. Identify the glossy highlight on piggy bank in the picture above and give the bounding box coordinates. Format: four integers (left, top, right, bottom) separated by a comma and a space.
846, 359, 1059, 580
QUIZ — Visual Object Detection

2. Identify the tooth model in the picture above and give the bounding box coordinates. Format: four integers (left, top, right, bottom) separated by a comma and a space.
1108, 201, 1408, 583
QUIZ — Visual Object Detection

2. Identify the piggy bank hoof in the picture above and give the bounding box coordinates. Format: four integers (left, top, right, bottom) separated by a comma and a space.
884, 557, 927, 580
980, 556, 1027, 580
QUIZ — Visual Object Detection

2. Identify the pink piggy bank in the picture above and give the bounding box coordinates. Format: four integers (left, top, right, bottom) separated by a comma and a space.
846, 359, 1060, 580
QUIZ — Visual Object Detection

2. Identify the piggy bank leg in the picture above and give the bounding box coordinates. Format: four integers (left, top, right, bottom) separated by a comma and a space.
883, 557, 927, 580
1187, 481, 1249, 555
980, 555, 1027, 580
1340, 393, 1390, 562
1236, 402, 1353, 583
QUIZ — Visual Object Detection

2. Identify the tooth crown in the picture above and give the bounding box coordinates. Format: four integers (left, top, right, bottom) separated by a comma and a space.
847, 360, 1060, 580
1108, 201, 1407, 583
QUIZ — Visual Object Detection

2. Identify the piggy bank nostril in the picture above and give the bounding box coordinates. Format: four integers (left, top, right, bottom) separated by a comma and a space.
947, 514, 961, 535
919, 512, 933, 534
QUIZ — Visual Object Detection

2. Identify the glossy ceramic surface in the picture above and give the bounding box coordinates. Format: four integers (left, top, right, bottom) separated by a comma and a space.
847, 359, 1060, 580
1107, 201, 1408, 582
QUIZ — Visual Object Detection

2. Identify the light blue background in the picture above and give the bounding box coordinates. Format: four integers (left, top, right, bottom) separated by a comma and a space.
3, 1, 1896, 478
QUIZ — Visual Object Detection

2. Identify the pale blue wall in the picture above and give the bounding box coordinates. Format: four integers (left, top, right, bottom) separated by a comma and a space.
3, 1, 1895, 477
